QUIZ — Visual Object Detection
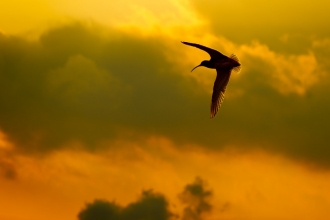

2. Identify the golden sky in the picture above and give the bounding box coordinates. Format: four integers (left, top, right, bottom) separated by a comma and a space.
1, 0, 330, 220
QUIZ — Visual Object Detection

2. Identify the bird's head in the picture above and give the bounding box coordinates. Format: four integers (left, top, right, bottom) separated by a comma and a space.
191, 60, 209, 72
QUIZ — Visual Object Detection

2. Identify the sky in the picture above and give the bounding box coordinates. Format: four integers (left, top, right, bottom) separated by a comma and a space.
1, 0, 330, 219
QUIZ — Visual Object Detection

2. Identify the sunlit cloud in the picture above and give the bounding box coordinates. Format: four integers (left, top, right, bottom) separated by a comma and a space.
167, 33, 324, 97
0, 131, 13, 150
1, 137, 330, 220
51, 0, 203, 37
0, 131, 16, 180
238, 42, 321, 95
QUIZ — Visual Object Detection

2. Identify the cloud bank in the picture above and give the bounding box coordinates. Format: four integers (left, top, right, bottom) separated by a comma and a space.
1, 21, 330, 166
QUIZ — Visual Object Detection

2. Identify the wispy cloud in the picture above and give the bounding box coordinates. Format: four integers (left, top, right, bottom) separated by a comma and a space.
179, 177, 213, 220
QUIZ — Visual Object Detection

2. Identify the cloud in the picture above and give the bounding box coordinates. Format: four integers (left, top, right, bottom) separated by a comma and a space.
78, 200, 121, 220
0, 132, 16, 180
78, 190, 174, 220
173, 35, 323, 96
0, 156, 16, 180
47, 55, 122, 102
2, 139, 330, 220
0, 21, 207, 153
237, 41, 321, 95
179, 177, 213, 220
1, 21, 330, 167
77, 178, 217, 220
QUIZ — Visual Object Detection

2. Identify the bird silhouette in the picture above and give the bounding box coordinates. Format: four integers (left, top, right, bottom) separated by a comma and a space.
182, 41, 241, 118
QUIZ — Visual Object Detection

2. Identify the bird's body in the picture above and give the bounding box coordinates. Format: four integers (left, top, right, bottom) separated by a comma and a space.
181, 41, 241, 118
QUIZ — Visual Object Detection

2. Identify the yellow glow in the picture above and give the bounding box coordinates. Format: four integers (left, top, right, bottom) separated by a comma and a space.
0, 131, 13, 150
1, 1, 330, 220
1, 137, 330, 220
0, 0, 59, 35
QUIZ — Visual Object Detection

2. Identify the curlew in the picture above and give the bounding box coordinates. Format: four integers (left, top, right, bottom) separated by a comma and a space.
182, 41, 241, 118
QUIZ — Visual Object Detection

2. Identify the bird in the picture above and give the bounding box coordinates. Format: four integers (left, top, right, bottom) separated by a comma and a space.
181, 41, 241, 118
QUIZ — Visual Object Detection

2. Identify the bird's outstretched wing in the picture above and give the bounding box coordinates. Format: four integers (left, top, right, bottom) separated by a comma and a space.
181, 41, 226, 60
210, 69, 232, 118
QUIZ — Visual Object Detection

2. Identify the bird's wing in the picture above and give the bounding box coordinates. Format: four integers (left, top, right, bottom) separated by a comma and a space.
210, 68, 232, 118
181, 41, 226, 60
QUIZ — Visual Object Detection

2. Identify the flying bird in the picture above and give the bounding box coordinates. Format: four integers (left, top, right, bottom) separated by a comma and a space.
182, 41, 241, 118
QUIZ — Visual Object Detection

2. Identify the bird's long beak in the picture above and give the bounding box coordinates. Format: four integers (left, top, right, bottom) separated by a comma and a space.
191, 65, 201, 72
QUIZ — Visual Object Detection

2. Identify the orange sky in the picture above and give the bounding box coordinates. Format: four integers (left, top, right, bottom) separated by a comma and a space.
1, 1, 330, 220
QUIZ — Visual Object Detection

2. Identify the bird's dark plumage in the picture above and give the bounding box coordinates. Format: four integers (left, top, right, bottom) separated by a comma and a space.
181, 41, 241, 118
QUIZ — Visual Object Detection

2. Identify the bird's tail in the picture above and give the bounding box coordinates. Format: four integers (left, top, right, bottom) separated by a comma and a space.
230, 54, 241, 73
230, 54, 239, 62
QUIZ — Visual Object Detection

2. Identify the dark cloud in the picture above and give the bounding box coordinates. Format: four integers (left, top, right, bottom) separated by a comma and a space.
0, 149, 16, 180
0, 158, 16, 180
1, 21, 330, 167
0, 22, 206, 152
179, 177, 212, 220
78, 190, 174, 220
77, 178, 218, 220
78, 200, 121, 220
